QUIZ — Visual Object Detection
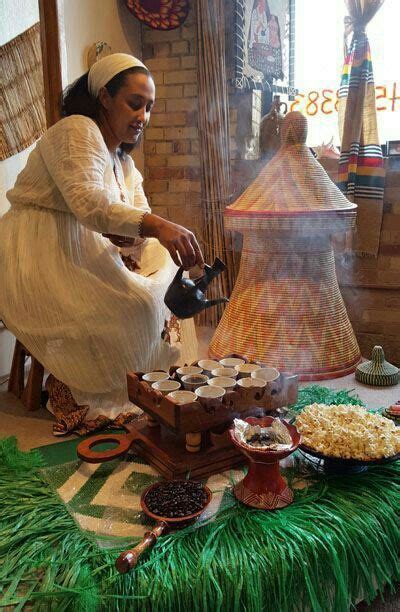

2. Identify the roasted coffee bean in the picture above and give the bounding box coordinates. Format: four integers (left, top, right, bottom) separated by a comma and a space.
145, 480, 208, 518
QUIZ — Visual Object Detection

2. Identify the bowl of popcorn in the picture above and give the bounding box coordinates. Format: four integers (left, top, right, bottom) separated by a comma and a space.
296, 403, 400, 468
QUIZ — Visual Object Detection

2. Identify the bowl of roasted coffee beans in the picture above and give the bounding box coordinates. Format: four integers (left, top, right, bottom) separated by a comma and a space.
141, 479, 212, 524
115, 480, 212, 573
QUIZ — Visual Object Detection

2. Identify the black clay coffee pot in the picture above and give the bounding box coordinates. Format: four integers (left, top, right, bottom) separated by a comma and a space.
164, 258, 229, 319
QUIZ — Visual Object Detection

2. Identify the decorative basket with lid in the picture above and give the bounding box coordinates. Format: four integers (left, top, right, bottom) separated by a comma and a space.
355, 346, 399, 386
210, 112, 361, 380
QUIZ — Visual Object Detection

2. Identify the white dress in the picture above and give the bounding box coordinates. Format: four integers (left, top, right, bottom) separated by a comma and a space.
0, 115, 197, 416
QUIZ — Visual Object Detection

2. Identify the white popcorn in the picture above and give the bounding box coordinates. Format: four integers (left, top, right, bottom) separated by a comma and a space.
296, 403, 400, 460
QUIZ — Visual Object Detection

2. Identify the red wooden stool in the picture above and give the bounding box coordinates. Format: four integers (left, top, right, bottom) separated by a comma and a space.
8, 339, 44, 411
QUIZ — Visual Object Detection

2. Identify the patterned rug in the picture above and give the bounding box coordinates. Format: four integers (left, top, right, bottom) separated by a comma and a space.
38, 435, 244, 541
37, 435, 313, 542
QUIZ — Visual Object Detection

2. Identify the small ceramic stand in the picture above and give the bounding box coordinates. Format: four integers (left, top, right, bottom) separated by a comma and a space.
229, 416, 300, 510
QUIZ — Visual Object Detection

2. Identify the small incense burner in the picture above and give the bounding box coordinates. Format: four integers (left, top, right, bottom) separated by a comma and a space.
230, 416, 300, 510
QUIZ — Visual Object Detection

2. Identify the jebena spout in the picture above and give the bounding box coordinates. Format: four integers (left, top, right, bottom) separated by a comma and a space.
204, 297, 229, 310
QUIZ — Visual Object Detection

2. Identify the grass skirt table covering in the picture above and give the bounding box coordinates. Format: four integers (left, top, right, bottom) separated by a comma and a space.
0, 387, 399, 611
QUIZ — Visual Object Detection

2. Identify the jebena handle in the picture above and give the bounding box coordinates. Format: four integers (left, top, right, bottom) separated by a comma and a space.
77, 433, 133, 463
115, 521, 168, 573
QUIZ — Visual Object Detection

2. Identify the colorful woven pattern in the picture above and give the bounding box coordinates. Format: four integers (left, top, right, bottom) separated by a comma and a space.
211, 113, 360, 380
338, 26, 385, 256
210, 237, 361, 380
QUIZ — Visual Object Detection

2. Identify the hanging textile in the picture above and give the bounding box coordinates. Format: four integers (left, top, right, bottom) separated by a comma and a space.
0, 23, 46, 160
125, 0, 189, 30
196, 0, 238, 326
337, 0, 385, 257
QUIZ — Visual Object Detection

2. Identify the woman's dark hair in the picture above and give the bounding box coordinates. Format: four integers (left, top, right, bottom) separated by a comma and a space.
62, 66, 150, 156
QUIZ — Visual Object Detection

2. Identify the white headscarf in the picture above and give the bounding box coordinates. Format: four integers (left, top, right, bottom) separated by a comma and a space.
88, 53, 148, 99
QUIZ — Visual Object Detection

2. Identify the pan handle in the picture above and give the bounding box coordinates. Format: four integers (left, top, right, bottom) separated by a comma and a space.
115, 521, 168, 573
77, 433, 133, 463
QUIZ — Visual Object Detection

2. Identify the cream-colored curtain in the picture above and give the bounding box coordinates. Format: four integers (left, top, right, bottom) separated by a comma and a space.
196, 0, 238, 326
337, 0, 385, 257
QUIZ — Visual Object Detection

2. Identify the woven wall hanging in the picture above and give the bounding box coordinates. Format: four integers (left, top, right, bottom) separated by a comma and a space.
0, 23, 46, 161
125, 0, 189, 30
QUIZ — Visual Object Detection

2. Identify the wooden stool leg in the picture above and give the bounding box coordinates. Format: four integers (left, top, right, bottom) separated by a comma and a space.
21, 358, 44, 411
8, 340, 27, 398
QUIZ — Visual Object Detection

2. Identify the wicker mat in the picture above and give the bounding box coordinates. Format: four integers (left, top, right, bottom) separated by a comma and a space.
0, 23, 46, 160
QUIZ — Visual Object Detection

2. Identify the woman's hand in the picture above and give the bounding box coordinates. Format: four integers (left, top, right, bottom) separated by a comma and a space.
141, 214, 204, 270
102, 234, 137, 248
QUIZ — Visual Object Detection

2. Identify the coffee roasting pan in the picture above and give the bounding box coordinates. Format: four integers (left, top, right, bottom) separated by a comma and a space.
115, 480, 212, 573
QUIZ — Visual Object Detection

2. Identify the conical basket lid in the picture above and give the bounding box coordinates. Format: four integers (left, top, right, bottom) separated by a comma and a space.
355, 346, 399, 387
225, 112, 356, 222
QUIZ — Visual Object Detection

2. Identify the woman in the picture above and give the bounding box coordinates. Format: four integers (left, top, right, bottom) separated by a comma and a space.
0, 53, 204, 433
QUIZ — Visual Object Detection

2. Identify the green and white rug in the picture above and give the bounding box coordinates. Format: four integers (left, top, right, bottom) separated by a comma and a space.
1, 386, 399, 611
39, 439, 247, 541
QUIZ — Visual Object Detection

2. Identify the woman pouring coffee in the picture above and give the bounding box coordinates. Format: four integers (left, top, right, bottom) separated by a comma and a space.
0, 53, 204, 433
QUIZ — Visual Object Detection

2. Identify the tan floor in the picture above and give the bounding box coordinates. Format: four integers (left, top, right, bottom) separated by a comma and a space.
0, 329, 398, 609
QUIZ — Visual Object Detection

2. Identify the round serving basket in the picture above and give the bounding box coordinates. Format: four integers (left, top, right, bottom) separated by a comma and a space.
299, 444, 400, 475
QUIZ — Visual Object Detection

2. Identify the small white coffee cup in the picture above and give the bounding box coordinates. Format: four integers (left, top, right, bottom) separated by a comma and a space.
219, 357, 245, 368
143, 371, 169, 383
152, 380, 181, 395
211, 367, 237, 379
208, 376, 236, 390
181, 373, 209, 391
237, 377, 267, 389
198, 359, 220, 374
234, 363, 261, 378
195, 385, 225, 401
167, 390, 197, 404
176, 365, 203, 378
251, 367, 280, 383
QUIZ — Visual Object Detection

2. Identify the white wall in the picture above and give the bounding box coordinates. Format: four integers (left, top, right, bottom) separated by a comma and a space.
61, 0, 144, 174
0, 0, 39, 45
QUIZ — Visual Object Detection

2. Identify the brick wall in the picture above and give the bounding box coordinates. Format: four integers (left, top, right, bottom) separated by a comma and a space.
141, 5, 202, 236
139, 2, 399, 366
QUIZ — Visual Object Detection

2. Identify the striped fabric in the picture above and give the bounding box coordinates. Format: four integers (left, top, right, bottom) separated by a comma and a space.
338, 3, 385, 257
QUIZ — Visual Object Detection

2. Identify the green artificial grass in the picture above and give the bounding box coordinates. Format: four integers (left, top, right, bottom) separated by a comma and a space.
289, 384, 364, 414
0, 387, 399, 611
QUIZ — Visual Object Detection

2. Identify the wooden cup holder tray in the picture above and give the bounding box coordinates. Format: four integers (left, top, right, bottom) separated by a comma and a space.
78, 356, 298, 481
128, 364, 296, 435
124, 356, 298, 479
